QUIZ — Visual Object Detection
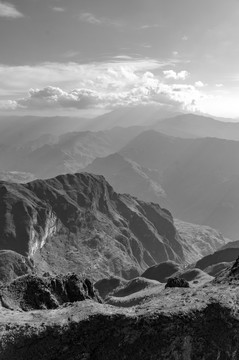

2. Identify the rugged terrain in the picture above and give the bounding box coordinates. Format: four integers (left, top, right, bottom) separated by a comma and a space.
0, 173, 228, 282
1, 275, 239, 359
0, 173, 187, 281
0, 170, 236, 359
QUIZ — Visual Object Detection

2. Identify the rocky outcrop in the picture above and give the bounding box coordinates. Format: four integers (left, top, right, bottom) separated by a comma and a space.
0, 173, 185, 280
165, 276, 189, 288
0, 273, 101, 311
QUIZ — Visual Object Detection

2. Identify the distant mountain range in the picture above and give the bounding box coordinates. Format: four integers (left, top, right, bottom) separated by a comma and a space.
1, 110, 239, 240
152, 113, 239, 140
120, 130, 239, 239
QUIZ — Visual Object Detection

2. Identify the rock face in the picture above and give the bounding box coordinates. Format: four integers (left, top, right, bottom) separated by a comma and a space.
165, 276, 189, 288
0, 173, 185, 280
0, 273, 101, 311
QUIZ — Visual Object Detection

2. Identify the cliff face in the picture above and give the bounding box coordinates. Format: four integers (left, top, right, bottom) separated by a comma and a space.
0, 173, 184, 280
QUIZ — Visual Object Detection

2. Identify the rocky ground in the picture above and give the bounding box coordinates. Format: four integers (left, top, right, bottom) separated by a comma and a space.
1, 281, 239, 359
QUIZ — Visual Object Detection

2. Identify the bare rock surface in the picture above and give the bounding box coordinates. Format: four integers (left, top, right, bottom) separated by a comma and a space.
0, 273, 101, 311
165, 276, 189, 288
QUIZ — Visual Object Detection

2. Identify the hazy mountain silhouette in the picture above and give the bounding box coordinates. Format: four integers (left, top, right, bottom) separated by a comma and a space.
82, 153, 168, 206
86, 105, 179, 131
121, 130, 239, 239
0, 127, 144, 179
153, 113, 239, 140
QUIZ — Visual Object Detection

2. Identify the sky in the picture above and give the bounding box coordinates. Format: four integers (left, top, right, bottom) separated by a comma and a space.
1, 0, 239, 118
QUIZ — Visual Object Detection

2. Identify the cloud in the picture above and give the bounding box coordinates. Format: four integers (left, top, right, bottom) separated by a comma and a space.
140, 24, 161, 29
7, 75, 204, 113
195, 81, 206, 87
0, 1, 23, 18
0, 59, 168, 97
182, 35, 188, 41
163, 70, 189, 80
52, 7, 65, 12
113, 55, 133, 60
79, 12, 102, 25
0, 59, 206, 114
79, 12, 121, 27
216, 83, 224, 87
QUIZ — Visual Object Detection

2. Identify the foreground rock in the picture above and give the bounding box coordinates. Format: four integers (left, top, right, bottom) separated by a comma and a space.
1, 284, 239, 359
0, 273, 101, 311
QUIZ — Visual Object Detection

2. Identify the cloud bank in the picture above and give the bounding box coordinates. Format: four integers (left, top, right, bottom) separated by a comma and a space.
0, 1, 23, 18
0, 59, 205, 113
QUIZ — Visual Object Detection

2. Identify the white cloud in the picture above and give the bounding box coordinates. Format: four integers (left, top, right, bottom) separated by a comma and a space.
52, 7, 65, 12
0, 99, 17, 110
79, 12, 121, 27
163, 70, 189, 80
0, 59, 168, 97
195, 81, 205, 87
140, 24, 160, 29
216, 83, 224, 87
113, 55, 133, 60
0, 1, 23, 18
172, 51, 179, 56
79, 12, 102, 25
0, 59, 206, 114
